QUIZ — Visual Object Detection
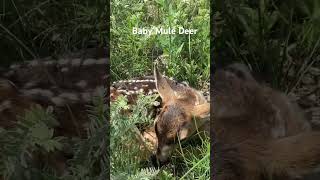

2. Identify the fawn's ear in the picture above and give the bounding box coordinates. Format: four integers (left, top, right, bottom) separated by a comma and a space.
154, 64, 175, 102
192, 103, 210, 119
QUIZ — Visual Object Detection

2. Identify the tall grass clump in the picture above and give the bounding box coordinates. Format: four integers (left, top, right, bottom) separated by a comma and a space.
110, 94, 159, 179
111, 0, 210, 178
0, 105, 63, 179
111, 0, 210, 88
64, 92, 108, 179
0, 0, 107, 67
213, 0, 320, 90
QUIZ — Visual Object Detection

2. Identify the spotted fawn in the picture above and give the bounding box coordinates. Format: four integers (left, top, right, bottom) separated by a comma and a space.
0, 48, 108, 137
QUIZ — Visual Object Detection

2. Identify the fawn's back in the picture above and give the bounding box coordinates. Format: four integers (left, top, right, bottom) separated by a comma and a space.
0, 48, 108, 137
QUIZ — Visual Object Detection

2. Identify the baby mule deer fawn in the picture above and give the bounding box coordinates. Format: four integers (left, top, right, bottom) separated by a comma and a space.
151, 64, 210, 165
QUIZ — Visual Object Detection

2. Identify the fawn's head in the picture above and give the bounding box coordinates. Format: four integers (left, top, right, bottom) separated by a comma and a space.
152, 65, 210, 165
213, 63, 259, 120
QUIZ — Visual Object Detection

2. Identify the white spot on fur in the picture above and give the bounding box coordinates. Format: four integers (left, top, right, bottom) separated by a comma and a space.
96, 58, 108, 65
71, 58, 82, 66
153, 101, 160, 106
44, 61, 55, 65
83, 58, 96, 65
126, 91, 132, 95
59, 93, 79, 101
10, 64, 20, 69
29, 60, 39, 66
22, 89, 54, 98
51, 97, 65, 106
182, 81, 189, 86
61, 67, 69, 72
76, 80, 87, 88
117, 89, 127, 94
58, 59, 69, 65
23, 82, 37, 88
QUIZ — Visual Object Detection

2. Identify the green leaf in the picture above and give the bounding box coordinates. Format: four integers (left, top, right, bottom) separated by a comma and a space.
30, 123, 53, 141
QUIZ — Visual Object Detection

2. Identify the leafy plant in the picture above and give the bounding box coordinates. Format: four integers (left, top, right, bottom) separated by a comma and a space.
0, 92, 109, 180
0, 105, 63, 179
213, 0, 320, 90
110, 94, 158, 178
64, 91, 108, 180
0, 0, 107, 67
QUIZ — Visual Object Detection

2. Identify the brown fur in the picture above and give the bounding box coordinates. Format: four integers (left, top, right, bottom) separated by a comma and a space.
215, 131, 320, 180
213, 66, 310, 144
213, 63, 320, 179
0, 79, 36, 128
152, 64, 209, 163
151, 62, 320, 178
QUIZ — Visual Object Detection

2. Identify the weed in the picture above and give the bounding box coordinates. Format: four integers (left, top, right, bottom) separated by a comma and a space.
110, 0, 210, 178
213, 0, 320, 90
0, 0, 107, 66
0, 92, 108, 179
111, 0, 210, 88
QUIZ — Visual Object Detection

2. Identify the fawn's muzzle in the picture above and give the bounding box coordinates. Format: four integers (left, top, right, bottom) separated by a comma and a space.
150, 145, 173, 167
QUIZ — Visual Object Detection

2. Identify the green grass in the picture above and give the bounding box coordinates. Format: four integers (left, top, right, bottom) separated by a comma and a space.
110, 0, 210, 178
0, 1, 109, 179
0, 0, 107, 67
213, 0, 320, 91
111, 0, 210, 88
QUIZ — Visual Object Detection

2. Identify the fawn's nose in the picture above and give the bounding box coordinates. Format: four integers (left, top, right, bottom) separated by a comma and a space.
150, 153, 169, 167
150, 146, 171, 167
